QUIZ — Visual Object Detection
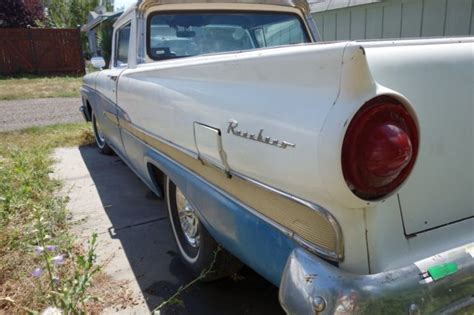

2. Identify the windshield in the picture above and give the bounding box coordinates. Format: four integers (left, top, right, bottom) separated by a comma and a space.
148, 12, 310, 60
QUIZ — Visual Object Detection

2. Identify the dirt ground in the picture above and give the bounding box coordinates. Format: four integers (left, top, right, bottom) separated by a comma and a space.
0, 98, 83, 132
53, 145, 285, 315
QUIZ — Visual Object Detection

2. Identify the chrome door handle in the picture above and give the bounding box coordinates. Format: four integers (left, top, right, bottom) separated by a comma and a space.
108, 75, 118, 81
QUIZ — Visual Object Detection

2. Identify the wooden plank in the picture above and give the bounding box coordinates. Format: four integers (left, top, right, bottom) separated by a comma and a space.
422, 0, 447, 37
350, 8, 366, 39
336, 11, 351, 40
383, 3, 403, 38
445, 0, 472, 36
0, 28, 84, 75
401, 0, 423, 38
366, 6, 383, 39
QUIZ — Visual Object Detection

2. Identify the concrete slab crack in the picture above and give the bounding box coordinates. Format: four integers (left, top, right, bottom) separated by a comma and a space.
107, 216, 168, 236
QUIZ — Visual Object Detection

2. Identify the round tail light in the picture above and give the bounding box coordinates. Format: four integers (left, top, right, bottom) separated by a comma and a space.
341, 96, 419, 200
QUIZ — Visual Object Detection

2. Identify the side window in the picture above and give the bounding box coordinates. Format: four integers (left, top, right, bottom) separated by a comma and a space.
115, 23, 131, 67
255, 20, 306, 47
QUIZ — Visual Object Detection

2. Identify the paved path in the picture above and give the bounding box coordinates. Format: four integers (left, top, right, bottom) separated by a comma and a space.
0, 98, 83, 132
53, 146, 284, 315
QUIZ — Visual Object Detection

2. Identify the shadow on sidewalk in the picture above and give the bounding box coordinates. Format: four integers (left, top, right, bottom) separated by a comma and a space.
78, 145, 284, 315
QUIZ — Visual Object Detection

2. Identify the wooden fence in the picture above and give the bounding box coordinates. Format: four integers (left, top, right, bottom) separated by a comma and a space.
0, 28, 85, 76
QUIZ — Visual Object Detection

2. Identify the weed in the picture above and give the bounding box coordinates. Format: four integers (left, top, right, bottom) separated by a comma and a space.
0, 123, 103, 313
151, 247, 222, 314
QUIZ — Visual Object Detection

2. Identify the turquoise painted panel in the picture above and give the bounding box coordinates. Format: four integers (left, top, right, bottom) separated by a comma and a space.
366, 6, 383, 38
472, 2, 474, 34
383, 3, 403, 38
445, 0, 472, 36
401, 0, 423, 38
323, 13, 337, 41
313, 14, 325, 39
422, 0, 447, 37
350, 8, 366, 39
336, 11, 351, 40
145, 149, 298, 287
310, 0, 473, 40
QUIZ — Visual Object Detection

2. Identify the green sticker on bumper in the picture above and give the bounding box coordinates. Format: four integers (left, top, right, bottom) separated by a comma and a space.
428, 263, 458, 281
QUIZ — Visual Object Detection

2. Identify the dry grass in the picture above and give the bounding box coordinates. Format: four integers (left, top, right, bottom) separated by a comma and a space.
0, 123, 133, 313
0, 76, 83, 101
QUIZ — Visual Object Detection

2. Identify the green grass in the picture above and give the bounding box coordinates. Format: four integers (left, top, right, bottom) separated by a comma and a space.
0, 123, 95, 312
0, 76, 83, 101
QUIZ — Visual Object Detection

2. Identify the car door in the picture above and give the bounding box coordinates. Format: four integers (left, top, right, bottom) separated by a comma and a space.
94, 21, 131, 155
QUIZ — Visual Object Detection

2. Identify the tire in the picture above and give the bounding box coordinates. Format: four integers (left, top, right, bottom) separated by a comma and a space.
92, 112, 113, 155
166, 177, 242, 281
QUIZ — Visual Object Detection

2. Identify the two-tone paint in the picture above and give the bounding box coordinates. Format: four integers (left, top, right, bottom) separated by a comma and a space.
80, 0, 474, 313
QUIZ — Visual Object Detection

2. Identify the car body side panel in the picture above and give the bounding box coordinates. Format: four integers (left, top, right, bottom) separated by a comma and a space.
144, 147, 298, 286
116, 42, 372, 273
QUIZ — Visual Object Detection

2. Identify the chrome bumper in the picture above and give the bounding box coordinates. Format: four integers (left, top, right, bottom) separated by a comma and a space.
279, 243, 474, 314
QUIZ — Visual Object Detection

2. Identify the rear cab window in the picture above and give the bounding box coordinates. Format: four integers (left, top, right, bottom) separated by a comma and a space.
146, 11, 310, 61
115, 22, 131, 66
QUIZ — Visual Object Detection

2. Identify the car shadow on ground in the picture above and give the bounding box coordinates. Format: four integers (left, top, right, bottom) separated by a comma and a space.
78, 145, 285, 315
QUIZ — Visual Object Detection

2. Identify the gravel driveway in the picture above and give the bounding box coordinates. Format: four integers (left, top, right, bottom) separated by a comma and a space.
0, 97, 83, 132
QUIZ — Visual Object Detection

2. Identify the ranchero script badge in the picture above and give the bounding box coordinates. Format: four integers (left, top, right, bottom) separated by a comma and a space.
227, 120, 296, 149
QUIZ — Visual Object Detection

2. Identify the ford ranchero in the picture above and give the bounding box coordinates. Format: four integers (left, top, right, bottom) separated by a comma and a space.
80, 0, 474, 313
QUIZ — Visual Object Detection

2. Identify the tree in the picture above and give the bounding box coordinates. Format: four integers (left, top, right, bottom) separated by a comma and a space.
0, 0, 44, 28
24, 0, 45, 23
47, 0, 100, 28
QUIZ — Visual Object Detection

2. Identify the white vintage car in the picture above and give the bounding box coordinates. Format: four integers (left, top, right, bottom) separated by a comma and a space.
80, 0, 474, 313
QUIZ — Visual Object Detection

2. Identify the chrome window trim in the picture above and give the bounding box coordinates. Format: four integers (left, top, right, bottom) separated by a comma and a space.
138, 0, 312, 14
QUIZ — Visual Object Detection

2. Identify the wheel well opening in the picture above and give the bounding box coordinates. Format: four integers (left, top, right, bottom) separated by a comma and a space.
86, 100, 92, 118
147, 163, 166, 199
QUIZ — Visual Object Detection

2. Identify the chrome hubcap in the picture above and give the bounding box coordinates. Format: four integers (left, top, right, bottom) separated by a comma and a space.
175, 188, 200, 248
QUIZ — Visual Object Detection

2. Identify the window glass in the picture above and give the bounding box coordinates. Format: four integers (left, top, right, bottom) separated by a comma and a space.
148, 12, 310, 61
116, 23, 131, 66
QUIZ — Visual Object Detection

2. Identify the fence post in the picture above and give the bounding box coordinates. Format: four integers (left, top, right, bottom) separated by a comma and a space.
78, 27, 86, 75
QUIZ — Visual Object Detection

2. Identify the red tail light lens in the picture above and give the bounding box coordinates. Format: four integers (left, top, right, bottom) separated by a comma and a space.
341, 96, 419, 200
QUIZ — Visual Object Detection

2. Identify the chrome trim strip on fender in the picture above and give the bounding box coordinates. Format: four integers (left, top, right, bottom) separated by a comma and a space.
119, 118, 344, 261
229, 170, 344, 260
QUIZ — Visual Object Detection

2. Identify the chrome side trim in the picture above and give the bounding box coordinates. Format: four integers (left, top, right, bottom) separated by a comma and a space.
145, 134, 340, 261
120, 119, 344, 261
230, 170, 344, 260
126, 119, 199, 160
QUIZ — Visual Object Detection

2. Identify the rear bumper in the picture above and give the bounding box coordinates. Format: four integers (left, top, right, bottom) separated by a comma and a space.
279, 243, 474, 314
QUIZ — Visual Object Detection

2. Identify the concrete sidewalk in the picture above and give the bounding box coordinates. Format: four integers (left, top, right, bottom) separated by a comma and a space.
53, 146, 284, 314
0, 98, 83, 132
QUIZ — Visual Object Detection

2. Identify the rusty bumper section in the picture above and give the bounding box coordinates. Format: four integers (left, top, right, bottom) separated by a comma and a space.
279, 243, 474, 314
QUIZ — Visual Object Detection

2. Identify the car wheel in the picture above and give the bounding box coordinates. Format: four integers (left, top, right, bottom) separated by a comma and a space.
166, 177, 242, 281
92, 112, 113, 155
